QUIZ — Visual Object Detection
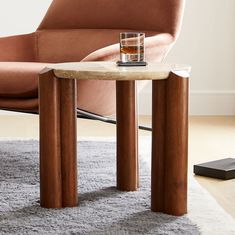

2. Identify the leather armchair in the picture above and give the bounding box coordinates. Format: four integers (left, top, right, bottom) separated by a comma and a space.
0, 0, 185, 115
0, 33, 35, 62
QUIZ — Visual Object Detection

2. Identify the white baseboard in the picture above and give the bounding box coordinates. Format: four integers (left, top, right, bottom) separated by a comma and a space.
139, 90, 235, 116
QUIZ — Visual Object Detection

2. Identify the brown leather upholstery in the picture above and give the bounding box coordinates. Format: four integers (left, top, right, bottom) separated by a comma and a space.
35, 29, 164, 63
38, 0, 184, 37
0, 0, 185, 115
0, 33, 35, 62
0, 62, 48, 98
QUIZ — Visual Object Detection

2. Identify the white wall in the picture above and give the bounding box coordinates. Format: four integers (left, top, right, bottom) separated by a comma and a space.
1, 0, 235, 115
0, 0, 52, 36
140, 0, 235, 115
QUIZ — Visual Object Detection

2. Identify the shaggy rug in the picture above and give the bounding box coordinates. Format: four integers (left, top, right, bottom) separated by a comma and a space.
0, 140, 234, 234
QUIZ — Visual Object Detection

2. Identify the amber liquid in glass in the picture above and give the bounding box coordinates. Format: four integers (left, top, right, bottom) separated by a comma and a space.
120, 45, 144, 62
120, 45, 144, 54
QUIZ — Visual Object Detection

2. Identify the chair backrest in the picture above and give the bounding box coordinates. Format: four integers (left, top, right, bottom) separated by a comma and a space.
35, 0, 185, 63
38, 0, 185, 37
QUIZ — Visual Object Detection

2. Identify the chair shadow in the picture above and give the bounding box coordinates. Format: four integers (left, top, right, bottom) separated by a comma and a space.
34, 186, 123, 205
0, 186, 199, 234
0, 187, 124, 221
87, 210, 198, 234
79, 186, 124, 203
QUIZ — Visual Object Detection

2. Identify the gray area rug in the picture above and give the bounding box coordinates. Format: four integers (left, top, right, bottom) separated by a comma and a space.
0, 141, 199, 234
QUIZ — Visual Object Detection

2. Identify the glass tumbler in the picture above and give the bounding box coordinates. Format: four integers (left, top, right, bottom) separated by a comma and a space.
120, 32, 145, 63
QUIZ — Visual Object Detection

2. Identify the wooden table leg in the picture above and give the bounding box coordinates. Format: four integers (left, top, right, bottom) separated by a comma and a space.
116, 81, 138, 191
151, 71, 189, 216
60, 78, 78, 207
39, 70, 78, 208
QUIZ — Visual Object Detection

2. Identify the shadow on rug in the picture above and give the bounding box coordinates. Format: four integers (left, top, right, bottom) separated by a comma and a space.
0, 141, 199, 234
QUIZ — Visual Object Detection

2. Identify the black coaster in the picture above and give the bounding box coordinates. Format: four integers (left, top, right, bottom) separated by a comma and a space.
194, 158, 235, 180
116, 61, 148, 67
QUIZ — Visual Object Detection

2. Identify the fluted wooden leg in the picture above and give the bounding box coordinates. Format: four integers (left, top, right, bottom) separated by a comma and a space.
116, 81, 138, 191
151, 71, 189, 216
151, 79, 166, 213
60, 78, 78, 207
39, 70, 78, 208
39, 70, 62, 208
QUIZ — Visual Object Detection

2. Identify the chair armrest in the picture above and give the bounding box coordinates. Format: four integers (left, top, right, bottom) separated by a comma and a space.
0, 33, 35, 62
81, 33, 175, 62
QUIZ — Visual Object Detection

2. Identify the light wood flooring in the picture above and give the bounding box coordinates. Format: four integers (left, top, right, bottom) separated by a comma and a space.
0, 114, 235, 219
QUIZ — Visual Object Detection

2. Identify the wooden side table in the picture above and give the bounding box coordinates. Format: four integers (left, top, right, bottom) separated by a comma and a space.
39, 62, 190, 216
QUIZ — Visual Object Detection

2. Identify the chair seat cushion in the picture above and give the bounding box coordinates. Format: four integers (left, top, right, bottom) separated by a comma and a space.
0, 62, 49, 98
0, 61, 117, 116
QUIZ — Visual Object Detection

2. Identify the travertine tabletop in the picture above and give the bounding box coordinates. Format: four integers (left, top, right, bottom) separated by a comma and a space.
45, 62, 190, 81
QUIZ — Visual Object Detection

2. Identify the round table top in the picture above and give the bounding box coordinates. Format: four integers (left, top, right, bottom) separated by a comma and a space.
44, 62, 191, 81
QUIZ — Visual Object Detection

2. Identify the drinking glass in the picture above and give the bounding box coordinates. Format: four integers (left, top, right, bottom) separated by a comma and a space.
120, 32, 145, 63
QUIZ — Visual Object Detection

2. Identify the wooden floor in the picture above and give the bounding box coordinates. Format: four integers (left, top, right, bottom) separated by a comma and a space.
0, 114, 235, 219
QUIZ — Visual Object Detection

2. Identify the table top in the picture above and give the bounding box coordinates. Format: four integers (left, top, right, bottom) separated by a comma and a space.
44, 62, 191, 81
